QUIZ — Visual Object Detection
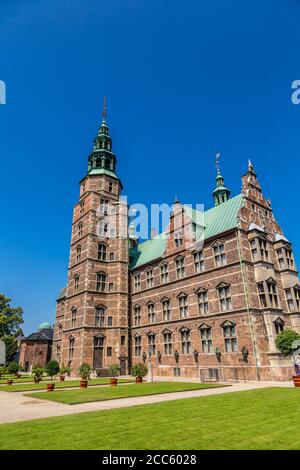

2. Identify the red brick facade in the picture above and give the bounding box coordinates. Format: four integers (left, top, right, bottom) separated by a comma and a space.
52, 120, 300, 382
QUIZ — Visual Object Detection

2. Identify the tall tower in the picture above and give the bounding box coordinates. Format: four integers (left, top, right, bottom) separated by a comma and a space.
53, 99, 129, 375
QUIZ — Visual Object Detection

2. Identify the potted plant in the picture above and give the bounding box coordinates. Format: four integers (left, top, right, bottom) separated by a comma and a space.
108, 364, 120, 386
131, 363, 148, 384
275, 329, 300, 387
45, 360, 59, 391
7, 361, 19, 384
32, 365, 44, 383
78, 363, 91, 388
59, 364, 72, 382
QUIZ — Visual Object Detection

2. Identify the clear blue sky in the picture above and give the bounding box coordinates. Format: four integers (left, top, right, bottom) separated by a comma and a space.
0, 0, 299, 334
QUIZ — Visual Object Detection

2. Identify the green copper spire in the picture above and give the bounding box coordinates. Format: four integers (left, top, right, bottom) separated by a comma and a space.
87, 97, 117, 176
212, 153, 231, 206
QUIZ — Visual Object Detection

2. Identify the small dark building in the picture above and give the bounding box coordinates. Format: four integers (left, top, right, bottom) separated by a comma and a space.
19, 322, 53, 371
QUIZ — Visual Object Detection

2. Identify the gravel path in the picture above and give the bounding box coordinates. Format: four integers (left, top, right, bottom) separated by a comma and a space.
0, 380, 292, 424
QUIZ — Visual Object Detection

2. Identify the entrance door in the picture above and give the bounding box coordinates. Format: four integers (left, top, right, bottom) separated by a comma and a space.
93, 337, 104, 369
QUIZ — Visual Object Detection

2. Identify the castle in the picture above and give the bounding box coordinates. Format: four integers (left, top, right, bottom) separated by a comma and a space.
52, 102, 300, 382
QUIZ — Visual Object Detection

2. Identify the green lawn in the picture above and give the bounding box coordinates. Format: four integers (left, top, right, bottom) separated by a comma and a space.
0, 388, 299, 449
0, 377, 134, 392
0, 376, 36, 384
25, 381, 222, 404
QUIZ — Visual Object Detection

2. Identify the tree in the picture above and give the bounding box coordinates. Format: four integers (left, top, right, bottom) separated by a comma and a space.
0, 294, 23, 362
275, 329, 300, 356
45, 360, 59, 381
0, 294, 24, 363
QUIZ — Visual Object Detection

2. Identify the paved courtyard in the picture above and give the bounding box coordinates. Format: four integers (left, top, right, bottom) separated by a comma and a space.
0, 380, 293, 424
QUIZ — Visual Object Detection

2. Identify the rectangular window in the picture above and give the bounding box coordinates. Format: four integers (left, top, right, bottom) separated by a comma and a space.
162, 299, 171, 321
285, 289, 294, 312
134, 305, 141, 326
294, 287, 300, 310
194, 251, 204, 273
100, 199, 109, 215
259, 238, 268, 261
121, 335, 125, 346
223, 324, 238, 352
198, 290, 209, 314
174, 230, 183, 247
76, 246, 81, 263
161, 264, 169, 284
80, 200, 85, 216
134, 274, 141, 292
148, 334, 156, 356
146, 270, 154, 288
96, 273, 106, 292
285, 249, 294, 269
218, 285, 232, 312
267, 281, 278, 308
98, 243, 107, 260
78, 223, 83, 238
179, 295, 188, 318
181, 329, 191, 354
134, 336, 141, 356
148, 303, 155, 323
176, 257, 185, 279
163, 332, 173, 355
257, 283, 267, 308
107, 316, 113, 326
74, 276, 79, 293
108, 283, 114, 292
250, 239, 258, 260
214, 244, 227, 267
200, 327, 213, 353
108, 181, 113, 193
107, 347, 112, 357
109, 252, 115, 261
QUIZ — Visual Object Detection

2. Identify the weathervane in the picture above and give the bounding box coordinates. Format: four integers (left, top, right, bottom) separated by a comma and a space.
215, 150, 221, 174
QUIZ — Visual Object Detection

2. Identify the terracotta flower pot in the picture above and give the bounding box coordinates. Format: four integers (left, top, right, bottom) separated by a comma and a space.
136, 376, 143, 384
292, 376, 300, 387
80, 379, 88, 388
47, 383, 55, 392
110, 378, 118, 386
59, 375, 65, 382
6, 379, 13, 385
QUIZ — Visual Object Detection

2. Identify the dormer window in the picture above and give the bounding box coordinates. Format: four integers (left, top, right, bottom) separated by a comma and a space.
174, 230, 183, 247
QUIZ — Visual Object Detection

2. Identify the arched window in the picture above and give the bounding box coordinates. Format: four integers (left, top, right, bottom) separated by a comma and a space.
78, 222, 83, 238
76, 245, 81, 263
98, 243, 107, 261
68, 336, 75, 359
71, 307, 77, 328
74, 275, 79, 293
95, 305, 106, 327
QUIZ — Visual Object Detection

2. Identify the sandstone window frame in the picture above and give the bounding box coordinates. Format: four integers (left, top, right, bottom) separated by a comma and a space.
96, 272, 107, 292
133, 273, 141, 292
99, 198, 109, 216
147, 332, 156, 356
180, 326, 192, 354
213, 241, 227, 267
162, 328, 173, 355
68, 336, 75, 360
257, 277, 279, 309
160, 262, 169, 284
76, 245, 82, 263
276, 244, 294, 270
178, 292, 189, 318
78, 222, 83, 238
134, 334, 142, 356
217, 282, 232, 312
175, 256, 185, 279
147, 301, 156, 324
221, 320, 238, 353
95, 305, 106, 327
285, 284, 300, 312
162, 297, 171, 321
199, 323, 213, 353
98, 243, 107, 261
56, 344, 61, 363
193, 250, 205, 273
174, 229, 183, 247
133, 304, 141, 327
74, 274, 79, 293
196, 287, 209, 315
71, 306, 77, 328
146, 268, 154, 288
